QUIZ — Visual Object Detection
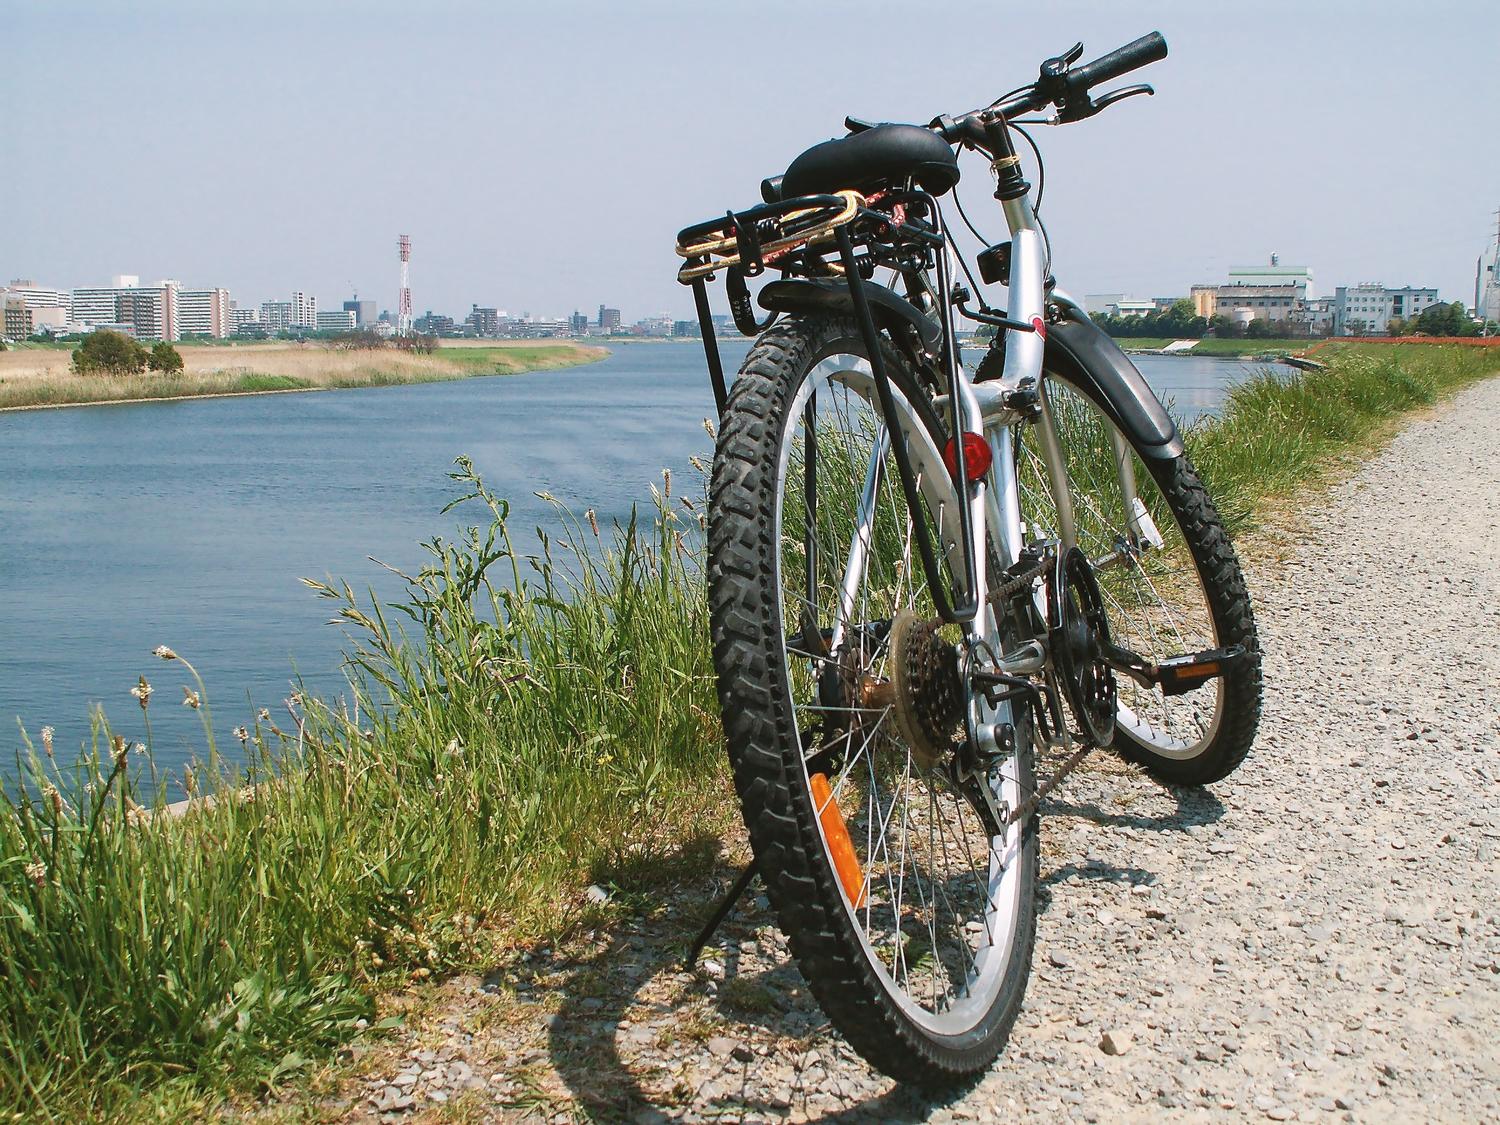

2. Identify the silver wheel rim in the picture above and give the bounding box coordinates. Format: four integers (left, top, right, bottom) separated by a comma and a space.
1018, 375, 1225, 760
771, 351, 1027, 1035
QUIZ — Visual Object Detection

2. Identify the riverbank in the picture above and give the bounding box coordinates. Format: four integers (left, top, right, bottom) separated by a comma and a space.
1, 343, 1497, 1120
0, 340, 607, 411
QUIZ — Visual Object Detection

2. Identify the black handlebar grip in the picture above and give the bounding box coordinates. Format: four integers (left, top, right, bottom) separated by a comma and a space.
1071, 31, 1168, 90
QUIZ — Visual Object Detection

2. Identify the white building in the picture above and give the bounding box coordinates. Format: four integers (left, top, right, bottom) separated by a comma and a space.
1227, 255, 1314, 299
228, 305, 259, 330
2, 279, 71, 316
1479, 234, 1500, 324
1082, 294, 1155, 318
291, 291, 317, 328
72, 278, 180, 339
72, 286, 127, 327
260, 301, 293, 331
1332, 284, 1439, 336
316, 309, 356, 332
1083, 293, 1126, 316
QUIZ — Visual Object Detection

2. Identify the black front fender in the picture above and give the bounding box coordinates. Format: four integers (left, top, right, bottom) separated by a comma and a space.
1043, 311, 1184, 460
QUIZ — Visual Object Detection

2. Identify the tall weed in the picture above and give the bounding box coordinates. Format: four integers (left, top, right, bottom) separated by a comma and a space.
0, 457, 721, 1118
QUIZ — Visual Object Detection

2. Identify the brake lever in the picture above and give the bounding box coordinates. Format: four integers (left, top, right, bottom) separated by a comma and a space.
1049, 83, 1154, 125
1093, 83, 1154, 112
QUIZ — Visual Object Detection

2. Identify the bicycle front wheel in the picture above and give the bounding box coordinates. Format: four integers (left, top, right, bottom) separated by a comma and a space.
1009, 356, 1263, 785
709, 316, 1039, 1086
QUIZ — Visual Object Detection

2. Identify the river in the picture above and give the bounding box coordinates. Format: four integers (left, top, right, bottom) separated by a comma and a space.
0, 343, 1262, 776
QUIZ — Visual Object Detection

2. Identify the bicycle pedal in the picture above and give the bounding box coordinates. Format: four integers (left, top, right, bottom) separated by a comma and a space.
1155, 645, 1244, 696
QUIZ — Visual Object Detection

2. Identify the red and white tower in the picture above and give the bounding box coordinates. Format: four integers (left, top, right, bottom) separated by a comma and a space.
398, 234, 412, 336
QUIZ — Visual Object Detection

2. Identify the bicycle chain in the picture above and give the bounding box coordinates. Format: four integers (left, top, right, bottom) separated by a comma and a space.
979, 551, 1102, 828
986, 554, 1051, 610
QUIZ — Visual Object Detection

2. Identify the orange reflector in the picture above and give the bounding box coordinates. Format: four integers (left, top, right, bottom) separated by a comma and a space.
942, 432, 993, 483
810, 772, 867, 909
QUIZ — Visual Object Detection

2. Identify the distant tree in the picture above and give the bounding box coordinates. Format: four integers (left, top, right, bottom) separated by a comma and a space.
390, 333, 439, 355
148, 341, 184, 373
72, 329, 149, 375
1414, 301, 1472, 337
1244, 318, 1270, 339
334, 328, 387, 351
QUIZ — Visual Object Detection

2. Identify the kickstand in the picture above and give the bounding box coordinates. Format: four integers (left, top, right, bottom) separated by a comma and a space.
683, 858, 759, 969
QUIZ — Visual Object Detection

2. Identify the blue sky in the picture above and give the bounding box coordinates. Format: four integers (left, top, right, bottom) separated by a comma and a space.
4, 0, 1497, 320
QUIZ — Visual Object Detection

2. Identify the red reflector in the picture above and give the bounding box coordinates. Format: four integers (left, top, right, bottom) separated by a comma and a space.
943, 432, 992, 483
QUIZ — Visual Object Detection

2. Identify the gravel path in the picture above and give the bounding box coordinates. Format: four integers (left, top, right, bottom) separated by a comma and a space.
335, 377, 1500, 1123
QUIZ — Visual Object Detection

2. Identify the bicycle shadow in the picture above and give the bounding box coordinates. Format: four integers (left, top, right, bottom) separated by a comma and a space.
1043, 777, 1227, 833
538, 782, 1227, 1120
540, 856, 989, 1122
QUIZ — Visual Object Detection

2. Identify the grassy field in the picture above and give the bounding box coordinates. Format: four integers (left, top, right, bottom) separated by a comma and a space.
0, 340, 607, 410
1, 343, 1497, 1119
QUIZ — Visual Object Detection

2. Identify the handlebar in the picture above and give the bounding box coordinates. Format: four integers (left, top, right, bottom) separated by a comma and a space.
931, 31, 1168, 143
1068, 32, 1167, 94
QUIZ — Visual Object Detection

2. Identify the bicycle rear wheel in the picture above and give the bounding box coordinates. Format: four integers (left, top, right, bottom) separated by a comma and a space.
709, 316, 1039, 1086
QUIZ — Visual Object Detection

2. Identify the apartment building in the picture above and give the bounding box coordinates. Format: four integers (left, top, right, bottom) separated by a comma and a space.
177, 288, 231, 338
291, 291, 317, 328
467, 305, 500, 336
3, 279, 71, 315
260, 301, 294, 331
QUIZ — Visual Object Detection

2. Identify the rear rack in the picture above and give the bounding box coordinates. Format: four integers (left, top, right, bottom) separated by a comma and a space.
676, 191, 863, 282
675, 187, 981, 625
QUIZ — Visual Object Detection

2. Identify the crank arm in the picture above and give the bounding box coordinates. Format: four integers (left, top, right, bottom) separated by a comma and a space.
1101, 642, 1245, 696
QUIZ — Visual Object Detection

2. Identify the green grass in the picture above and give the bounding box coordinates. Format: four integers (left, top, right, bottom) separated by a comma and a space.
1187, 344, 1500, 531
0, 459, 724, 1119
438, 345, 602, 375
232, 373, 313, 392
1, 343, 1496, 1119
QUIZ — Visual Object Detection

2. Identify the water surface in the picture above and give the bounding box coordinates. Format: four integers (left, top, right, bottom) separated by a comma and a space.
0, 343, 1259, 774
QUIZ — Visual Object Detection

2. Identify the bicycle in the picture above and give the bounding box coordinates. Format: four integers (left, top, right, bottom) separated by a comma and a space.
675, 31, 1262, 1086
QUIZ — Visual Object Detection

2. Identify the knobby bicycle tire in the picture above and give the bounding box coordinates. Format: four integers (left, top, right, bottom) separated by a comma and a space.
708, 316, 1040, 1085
998, 348, 1262, 785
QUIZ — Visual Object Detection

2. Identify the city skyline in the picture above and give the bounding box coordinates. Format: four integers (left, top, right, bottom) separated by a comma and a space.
5, 2, 1498, 322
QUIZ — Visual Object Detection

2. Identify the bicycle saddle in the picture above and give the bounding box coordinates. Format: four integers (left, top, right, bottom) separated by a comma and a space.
777, 123, 960, 200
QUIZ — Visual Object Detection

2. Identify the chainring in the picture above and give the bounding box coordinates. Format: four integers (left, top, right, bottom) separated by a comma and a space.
1048, 546, 1117, 747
